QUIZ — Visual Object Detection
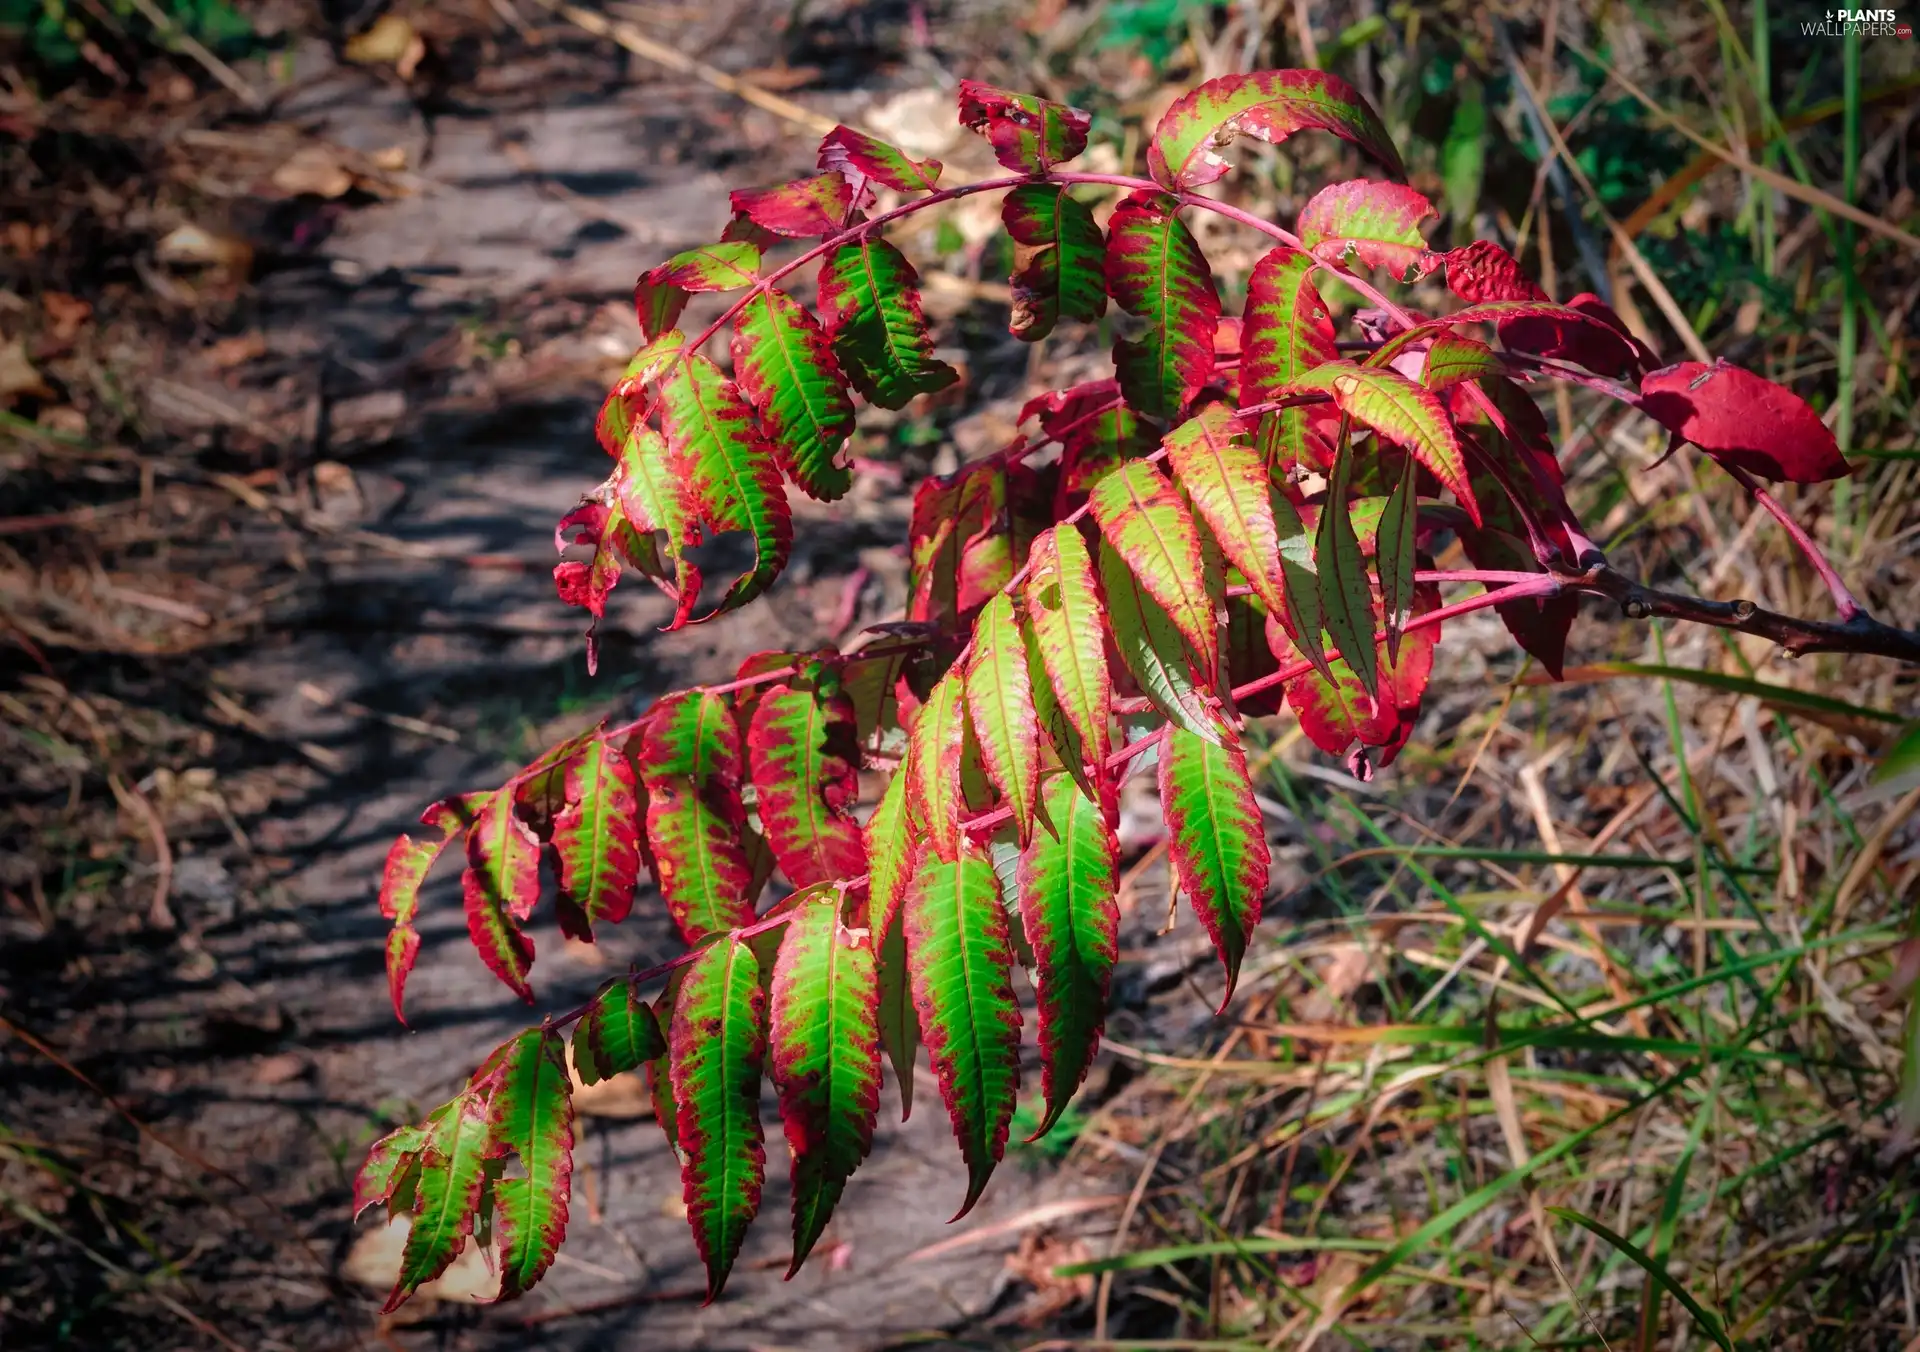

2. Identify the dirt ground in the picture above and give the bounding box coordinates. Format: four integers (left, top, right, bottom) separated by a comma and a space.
1, 7, 1162, 1348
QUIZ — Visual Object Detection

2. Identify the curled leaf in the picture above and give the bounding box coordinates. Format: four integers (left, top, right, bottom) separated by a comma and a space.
818, 125, 941, 193
956, 80, 1090, 172
1148, 68, 1405, 190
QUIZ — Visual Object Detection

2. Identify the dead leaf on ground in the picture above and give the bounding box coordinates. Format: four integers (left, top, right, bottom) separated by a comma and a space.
344, 1215, 501, 1314
993, 1231, 1094, 1327
345, 14, 427, 79
271, 146, 357, 200
568, 1058, 653, 1119
1296, 942, 1378, 1023
0, 339, 56, 404
203, 331, 268, 369
40, 292, 91, 345
155, 223, 253, 272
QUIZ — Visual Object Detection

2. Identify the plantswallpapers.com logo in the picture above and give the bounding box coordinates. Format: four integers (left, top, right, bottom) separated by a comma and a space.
1802, 7, 1914, 35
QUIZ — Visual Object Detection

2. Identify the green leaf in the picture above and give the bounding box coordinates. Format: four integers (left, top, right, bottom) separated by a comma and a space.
551, 740, 642, 935
1547, 1207, 1734, 1352
1147, 68, 1405, 189
659, 354, 794, 615
1286, 361, 1477, 519
646, 973, 682, 1153
1088, 459, 1219, 680
1002, 182, 1107, 341
768, 894, 881, 1275
1376, 452, 1418, 665
487, 1027, 575, 1300
643, 240, 761, 292
1440, 83, 1486, 234
574, 980, 666, 1087
732, 289, 855, 501
385, 1090, 493, 1312
355, 1122, 428, 1220
1021, 524, 1113, 798
1873, 721, 1920, 788
1018, 773, 1118, 1137
906, 669, 967, 863
1099, 537, 1223, 743
670, 936, 768, 1301
1159, 723, 1269, 1004
817, 237, 958, 410
864, 769, 917, 938
904, 846, 1022, 1219
1419, 331, 1502, 390
1271, 490, 1333, 686
1314, 437, 1379, 700
747, 663, 868, 888
1105, 191, 1219, 420
876, 909, 919, 1121
965, 593, 1042, 844
1296, 180, 1436, 280
637, 690, 756, 944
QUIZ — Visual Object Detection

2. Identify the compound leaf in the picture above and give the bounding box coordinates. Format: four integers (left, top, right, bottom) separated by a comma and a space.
817, 237, 958, 410
1159, 723, 1269, 1005
768, 895, 881, 1275
552, 740, 642, 934
904, 847, 1021, 1219
1017, 773, 1119, 1137
965, 592, 1042, 844
671, 937, 768, 1302
748, 664, 868, 888
1105, 191, 1219, 420
732, 289, 856, 501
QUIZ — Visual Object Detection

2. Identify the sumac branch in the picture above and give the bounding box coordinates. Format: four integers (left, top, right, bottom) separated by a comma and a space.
360, 71, 1920, 1310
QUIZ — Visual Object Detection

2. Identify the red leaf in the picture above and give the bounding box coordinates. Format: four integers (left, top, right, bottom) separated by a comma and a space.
731, 174, 860, 238
956, 80, 1090, 173
1499, 292, 1644, 379
817, 125, 942, 193
1296, 180, 1436, 280
1441, 240, 1547, 304
1638, 360, 1849, 484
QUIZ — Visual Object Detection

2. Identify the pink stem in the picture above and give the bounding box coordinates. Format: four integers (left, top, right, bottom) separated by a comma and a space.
1723, 464, 1863, 620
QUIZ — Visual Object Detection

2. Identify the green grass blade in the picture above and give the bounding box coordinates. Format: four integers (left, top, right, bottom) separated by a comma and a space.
1548, 1206, 1733, 1351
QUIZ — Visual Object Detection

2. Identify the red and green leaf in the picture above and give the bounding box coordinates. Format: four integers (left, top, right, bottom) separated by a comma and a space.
732, 289, 856, 501
817, 237, 958, 410
462, 791, 539, 1002
634, 276, 690, 342
731, 173, 856, 237
817, 124, 942, 193
1638, 359, 1848, 484
748, 664, 868, 888
768, 895, 881, 1275
965, 593, 1042, 844
1241, 246, 1338, 472
905, 668, 967, 862
488, 1027, 575, 1300
552, 740, 642, 933
659, 353, 794, 616
380, 794, 481, 1023
1420, 331, 1502, 390
574, 979, 666, 1087
903, 847, 1022, 1219
609, 421, 704, 629
1023, 524, 1113, 797
1089, 459, 1219, 679
642, 240, 761, 292
864, 769, 916, 939
876, 912, 918, 1121
1285, 362, 1477, 521
1017, 772, 1118, 1136
355, 1122, 428, 1220
956, 80, 1090, 172
1147, 68, 1405, 190
1296, 180, 1436, 280
1002, 182, 1107, 342
637, 690, 756, 943
1158, 723, 1269, 1005
385, 1090, 494, 1312
1281, 608, 1437, 769
1100, 537, 1223, 743
1162, 400, 1291, 618
671, 937, 769, 1302
1105, 191, 1219, 420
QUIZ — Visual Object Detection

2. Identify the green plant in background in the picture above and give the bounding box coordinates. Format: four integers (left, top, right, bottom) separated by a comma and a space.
1, 0, 254, 75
